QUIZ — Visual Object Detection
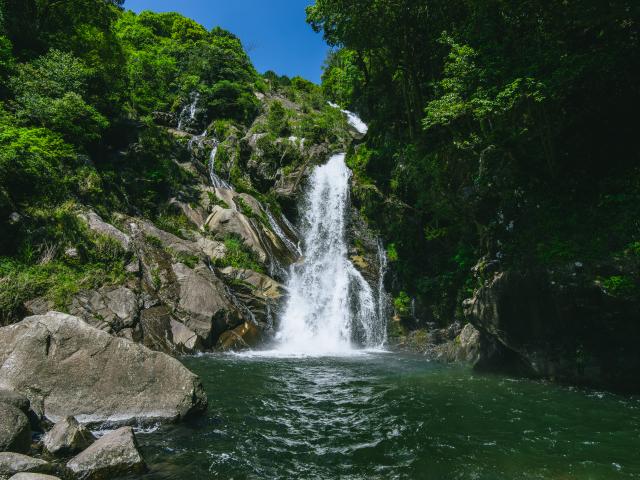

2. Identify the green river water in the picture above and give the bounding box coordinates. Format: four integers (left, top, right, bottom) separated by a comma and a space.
128, 352, 640, 479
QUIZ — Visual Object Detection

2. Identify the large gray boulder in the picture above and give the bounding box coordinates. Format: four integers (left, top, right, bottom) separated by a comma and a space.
0, 453, 51, 477
172, 263, 243, 345
43, 417, 95, 456
66, 427, 145, 480
9, 474, 61, 480
0, 390, 30, 415
0, 312, 207, 425
0, 404, 30, 453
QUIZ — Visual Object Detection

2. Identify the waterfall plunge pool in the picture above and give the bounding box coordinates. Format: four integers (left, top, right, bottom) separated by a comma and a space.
125, 352, 640, 479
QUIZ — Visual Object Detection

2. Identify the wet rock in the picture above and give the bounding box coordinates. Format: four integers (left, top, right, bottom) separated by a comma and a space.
43, 417, 95, 456
217, 322, 262, 351
0, 404, 31, 453
66, 427, 145, 480
0, 454, 51, 477
0, 312, 207, 425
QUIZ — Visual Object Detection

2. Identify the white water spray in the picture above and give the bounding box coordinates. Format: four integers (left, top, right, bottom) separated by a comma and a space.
208, 141, 232, 190
275, 153, 386, 354
177, 92, 201, 131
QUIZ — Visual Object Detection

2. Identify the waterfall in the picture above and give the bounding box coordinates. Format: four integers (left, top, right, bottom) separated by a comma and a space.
328, 102, 369, 136
275, 153, 386, 354
177, 92, 201, 131
208, 141, 232, 190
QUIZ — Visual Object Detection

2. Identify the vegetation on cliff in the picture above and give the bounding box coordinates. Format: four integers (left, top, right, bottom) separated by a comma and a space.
309, 0, 640, 327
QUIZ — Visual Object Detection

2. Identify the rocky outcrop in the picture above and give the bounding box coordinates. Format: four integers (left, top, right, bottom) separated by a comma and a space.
0, 404, 30, 453
464, 269, 640, 392
0, 454, 52, 477
66, 427, 145, 479
68, 286, 140, 335
43, 417, 95, 456
77, 211, 131, 252
0, 312, 207, 425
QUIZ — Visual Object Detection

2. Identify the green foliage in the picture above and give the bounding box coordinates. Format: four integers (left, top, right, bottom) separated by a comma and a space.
386, 243, 398, 262
312, 0, 640, 324
9, 49, 108, 145
393, 291, 411, 317
266, 101, 290, 137
0, 203, 127, 324
174, 251, 199, 269
154, 211, 192, 239
601, 275, 638, 299
215, 234, 264, 273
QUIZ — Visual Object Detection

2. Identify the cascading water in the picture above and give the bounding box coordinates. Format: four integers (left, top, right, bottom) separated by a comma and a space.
208, 141, 232, 190
177, 92, 201, 131
275, 153, 386, 354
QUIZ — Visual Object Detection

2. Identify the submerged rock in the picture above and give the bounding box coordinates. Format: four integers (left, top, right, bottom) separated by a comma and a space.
0, 312, 207, 425
0, 404, 31, 453
66, 427, 145, 479
43, 417, 95, 456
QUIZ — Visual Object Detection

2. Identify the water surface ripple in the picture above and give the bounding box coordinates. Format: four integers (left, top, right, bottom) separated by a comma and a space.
130, 353, 640, 479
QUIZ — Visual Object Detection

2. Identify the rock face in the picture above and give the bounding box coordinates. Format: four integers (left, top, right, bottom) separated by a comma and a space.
0, 404, 31, 453
43, 417, 95, 456
77, 211, 131, 251
464, 269, 640, 392
0, 312, 207, 425
0, 453, 51, 477
66, 427, 145, 480
0, 390, 30, 415
69, 286, 140, 334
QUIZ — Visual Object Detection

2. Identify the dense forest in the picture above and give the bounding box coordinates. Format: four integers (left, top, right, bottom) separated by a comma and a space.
0, 0, 346, 323
310, 0, 640, 326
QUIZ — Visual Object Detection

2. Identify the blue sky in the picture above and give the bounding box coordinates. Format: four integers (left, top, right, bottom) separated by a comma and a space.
123, 0, 329, 83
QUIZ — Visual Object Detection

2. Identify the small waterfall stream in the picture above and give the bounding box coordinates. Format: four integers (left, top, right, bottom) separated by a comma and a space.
275, 153, 386, 354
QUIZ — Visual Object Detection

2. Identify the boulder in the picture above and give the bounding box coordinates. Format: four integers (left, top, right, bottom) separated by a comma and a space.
217, 322, 262, 351
0, 404, 31, 453
69, 286, 140, 334
204, 206, 268, 261
0, 454, 51, 477
9, 474, 61, 480
170, 320, 203, 353
66, 427, 145, 480
0, 312, 207, 425
172, 263, 243, 345
43, 417, 95, 456
0, 390, 30, 415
